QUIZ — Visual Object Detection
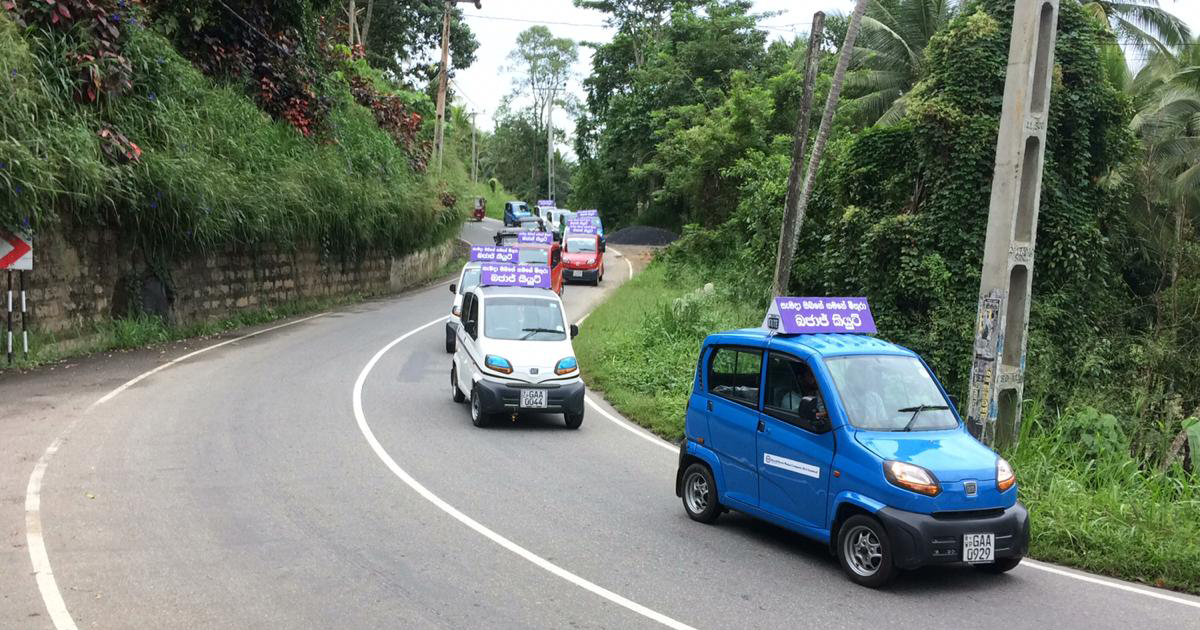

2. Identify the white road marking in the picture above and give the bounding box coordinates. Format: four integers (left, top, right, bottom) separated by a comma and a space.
1019, 559, 1200, 610
608, 246, 635, 281
26, 314, 326, 630
585, 396, 678, 454
353, 318, 699, 630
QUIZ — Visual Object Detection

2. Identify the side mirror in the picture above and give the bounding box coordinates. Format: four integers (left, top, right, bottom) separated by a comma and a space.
449, 283, 457, 294
570, 324, 579, 339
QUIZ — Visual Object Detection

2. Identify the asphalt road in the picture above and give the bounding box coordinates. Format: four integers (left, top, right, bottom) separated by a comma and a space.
2, 217, 1199, 630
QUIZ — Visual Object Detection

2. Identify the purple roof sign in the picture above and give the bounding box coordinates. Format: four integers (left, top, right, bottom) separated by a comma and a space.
469, 245, 519, 263
480, 263, 552, 289
566, 219, 598, 234
517, 231, 553, 245
576, 209, 598, 217
764, 297, 877, 334
537, 199, 555, 207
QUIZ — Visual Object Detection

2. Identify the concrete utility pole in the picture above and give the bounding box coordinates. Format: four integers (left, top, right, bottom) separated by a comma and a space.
966, 0, 1060, 448
771, 11, 825, 297
434, 1, 481, 173
547, 98, 555, 202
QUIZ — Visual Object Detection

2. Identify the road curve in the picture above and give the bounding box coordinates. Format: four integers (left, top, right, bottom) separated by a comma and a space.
3, 218, 1199, 630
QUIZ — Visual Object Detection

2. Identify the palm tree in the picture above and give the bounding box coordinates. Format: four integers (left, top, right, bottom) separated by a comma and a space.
1080, 1, 1192, 55
842, 0, 955, 126
1129, 39, 1199, 290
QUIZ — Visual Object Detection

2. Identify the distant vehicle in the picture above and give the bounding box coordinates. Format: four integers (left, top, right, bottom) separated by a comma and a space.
676, 298, 1028, 588
562, 233, 604, 286
451, 284, 583, 429
445, 261, 484, 353
472, 197, 487, 222
494, 216, 554, 246
546, 209, 575, 235
515, 242, 564, 295
503, 201, 531, 227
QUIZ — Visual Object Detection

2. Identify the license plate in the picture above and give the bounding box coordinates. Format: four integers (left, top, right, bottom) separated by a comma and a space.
572, 270, 584, 277
520, 389, 547, 408
963, 533, 995, 563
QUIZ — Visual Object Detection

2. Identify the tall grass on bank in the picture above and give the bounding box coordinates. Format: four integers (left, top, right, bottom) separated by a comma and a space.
0, 14, 469, 260
579, 257, 1200, 594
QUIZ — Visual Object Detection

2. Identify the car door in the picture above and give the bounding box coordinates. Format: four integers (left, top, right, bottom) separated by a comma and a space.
756, 351, 836, 530
456, 292, 482, 389
549, 245, 563, 293
703, 346, 764, 508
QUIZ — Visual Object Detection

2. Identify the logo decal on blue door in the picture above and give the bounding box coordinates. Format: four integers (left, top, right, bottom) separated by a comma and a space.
763, 453, 820, 479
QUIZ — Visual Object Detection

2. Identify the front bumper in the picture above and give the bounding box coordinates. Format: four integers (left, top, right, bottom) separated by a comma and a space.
875, 502, 1029, 569
473, 377, 585, 416
563, 266, 600, 282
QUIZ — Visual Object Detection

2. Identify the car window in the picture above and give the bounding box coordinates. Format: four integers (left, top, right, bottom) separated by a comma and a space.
484, 297, 566, 341
566, 237, 597, 253
824, 355, 957, 431
462, 293, 478, 339
519, 248, 548, 265
459, 268, 481, 294
708, 347, 761, 407
764, 354, 827, 428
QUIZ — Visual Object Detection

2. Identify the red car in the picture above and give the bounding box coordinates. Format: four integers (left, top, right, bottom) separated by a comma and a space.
516, 242, 564, 295
562, 233, 604, 285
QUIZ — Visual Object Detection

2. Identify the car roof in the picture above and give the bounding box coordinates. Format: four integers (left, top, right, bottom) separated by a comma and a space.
475, 285, 559, 299
461, 260, 482, 269
705, 328, 915, 359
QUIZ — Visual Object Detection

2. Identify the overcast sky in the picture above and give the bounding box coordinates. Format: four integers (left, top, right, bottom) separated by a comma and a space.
452, 0, 1200, 145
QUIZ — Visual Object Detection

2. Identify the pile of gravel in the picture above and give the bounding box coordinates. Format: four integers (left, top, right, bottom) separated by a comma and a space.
606, 225, 679, 246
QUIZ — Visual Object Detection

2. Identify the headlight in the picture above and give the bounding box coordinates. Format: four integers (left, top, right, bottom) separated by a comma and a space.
996, 457, 1016, 492
586, 258, 595, 265
883, 460, 941, 496
555, 356, 578, 375
485, 355, 513, 374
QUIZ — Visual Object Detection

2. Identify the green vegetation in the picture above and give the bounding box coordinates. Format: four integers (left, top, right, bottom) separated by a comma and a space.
573, 0, 1200, 593
0, 2, 478, 263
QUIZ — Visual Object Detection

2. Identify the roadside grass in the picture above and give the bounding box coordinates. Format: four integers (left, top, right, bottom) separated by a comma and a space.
575, 261, 761, 440
579, 258, 1200, 595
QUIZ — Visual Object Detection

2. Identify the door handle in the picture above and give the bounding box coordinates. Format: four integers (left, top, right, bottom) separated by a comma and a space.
706, 400, 713, 412
757, 420, 765, 432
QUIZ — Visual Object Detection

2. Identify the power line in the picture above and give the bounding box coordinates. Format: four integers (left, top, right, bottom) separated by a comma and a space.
462, 14, 612, 28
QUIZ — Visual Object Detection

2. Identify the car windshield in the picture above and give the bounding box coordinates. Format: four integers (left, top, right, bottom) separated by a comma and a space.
824, 355, 957, 431
566, 237, 596, 253
484, 297, 566, 341
519, 248, 548, 265
459, 268, 481, 294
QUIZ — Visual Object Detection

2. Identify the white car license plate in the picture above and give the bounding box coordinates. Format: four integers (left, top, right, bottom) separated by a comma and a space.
572, 270, 584, 277
963, 533, 995, 563
520, 389, 547, 408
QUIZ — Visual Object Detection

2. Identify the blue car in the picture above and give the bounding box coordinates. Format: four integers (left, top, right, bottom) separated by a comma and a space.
503, 201, 531, 227
675, 299, 1028, 587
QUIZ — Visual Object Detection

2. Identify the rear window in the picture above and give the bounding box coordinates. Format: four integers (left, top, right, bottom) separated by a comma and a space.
708, 347, 762, 407
519, 248, 549, 265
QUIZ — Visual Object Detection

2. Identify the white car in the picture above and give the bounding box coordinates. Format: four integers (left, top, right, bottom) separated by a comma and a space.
450, 285, 584, 428
445, 261, 483, 353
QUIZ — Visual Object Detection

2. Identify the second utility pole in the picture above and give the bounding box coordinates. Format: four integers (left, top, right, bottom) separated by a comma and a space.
433, 2, 452, 173
770, 11, 825, 296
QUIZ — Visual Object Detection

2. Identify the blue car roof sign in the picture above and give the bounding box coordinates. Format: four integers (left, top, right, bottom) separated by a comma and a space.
480, 263, 553, 289
764, 297, 877, 335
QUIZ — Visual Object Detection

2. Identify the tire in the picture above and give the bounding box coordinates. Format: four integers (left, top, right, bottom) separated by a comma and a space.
445, 329, 456, 353
451, 366, 465, 403
590, 271, 599, 287
470, 385, 490, 427
836, 514, 897, 588
974, 556, 1022, 574
564, 410, 583, 430
681, 463, 721, 524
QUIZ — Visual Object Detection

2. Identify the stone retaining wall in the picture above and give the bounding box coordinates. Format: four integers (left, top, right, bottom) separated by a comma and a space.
22, 224, 463, 338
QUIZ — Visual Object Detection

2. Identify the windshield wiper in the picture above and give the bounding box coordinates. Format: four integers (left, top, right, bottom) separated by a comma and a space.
897, 404, 951, 432
520, 327, 562, 340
